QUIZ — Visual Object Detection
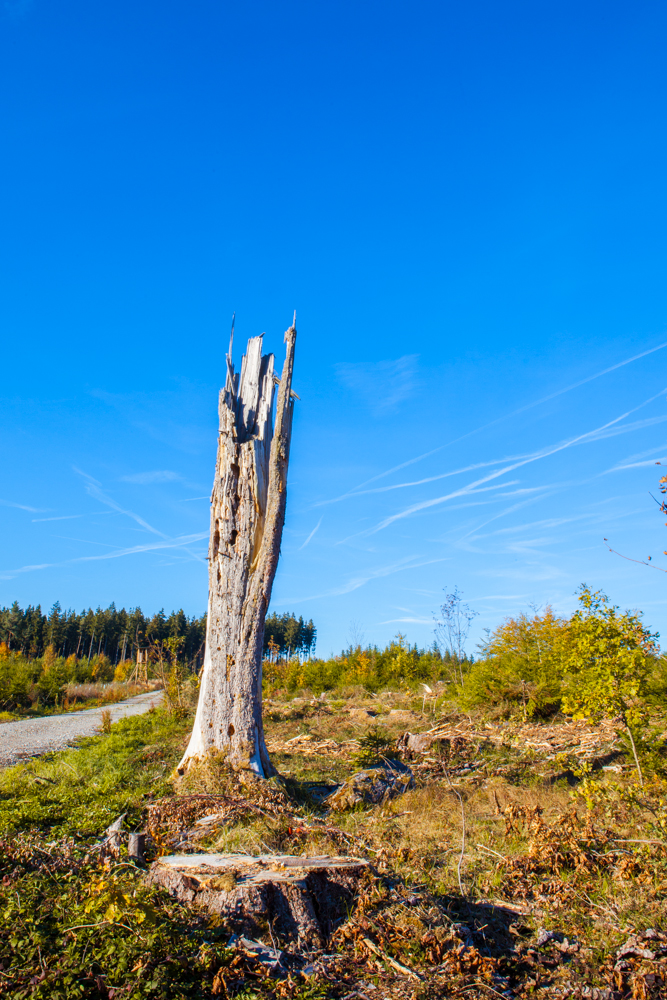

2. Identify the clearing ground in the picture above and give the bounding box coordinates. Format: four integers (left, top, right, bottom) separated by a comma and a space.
0, 685, 664, 999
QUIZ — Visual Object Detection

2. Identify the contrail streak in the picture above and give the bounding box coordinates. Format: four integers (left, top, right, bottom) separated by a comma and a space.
299, 517, 322, 550
74, 468, 167, 539
73, 467, 207, 563
359, 388, 667, 537
0, 499, 46, 512
0, 533, 209, 581
273, 555, 449, 605
320, 415, 667, 509
321, 338, 667, 504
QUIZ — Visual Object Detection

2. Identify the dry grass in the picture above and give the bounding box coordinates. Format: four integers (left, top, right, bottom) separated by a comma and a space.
250, 688, 667, 996
63, 678, 161, 706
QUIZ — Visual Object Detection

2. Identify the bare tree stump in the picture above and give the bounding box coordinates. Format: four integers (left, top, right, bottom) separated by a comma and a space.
148, 852, 368, 950
178, 316, 298, 778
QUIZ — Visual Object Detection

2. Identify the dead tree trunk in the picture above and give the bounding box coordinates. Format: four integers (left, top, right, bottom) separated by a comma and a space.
177, 316, 297, 778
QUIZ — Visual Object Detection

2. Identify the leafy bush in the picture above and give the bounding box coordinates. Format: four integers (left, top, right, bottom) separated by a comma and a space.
0, 641, 161, 716
561, 586, 658, 783
459, 586, 659, 736
561, 586, 657, 726
38, 645, 69, 703
113, 658, 133, 682
461, 606, 568, 716
90, 653, 114, 682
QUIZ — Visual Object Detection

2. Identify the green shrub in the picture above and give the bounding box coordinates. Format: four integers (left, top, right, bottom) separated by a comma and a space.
0, 644, 36, 709
352, 727, 395, 768
263, 635, 452, 695
38, 645, 69, 703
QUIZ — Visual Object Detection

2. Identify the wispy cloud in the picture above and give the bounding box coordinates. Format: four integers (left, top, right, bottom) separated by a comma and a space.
89, 386, 210, 454
32, 512, 116, 523
378, 617, 433, 624
582, 414, 667, 443
74, 467, 169, 539
52, 535, 120, 548
33, 514, 86, 523
178, 496, 210, 502
336, 354, 419, 414
320, 418, 667, 510
315, 457, 518, 507
479, 514, 593, 536
274, 555, 448, 605
456, 493, 560, 542
517, 340, 667, 410
602, 455, 667, 473
0, 533, 209, 581
324, 340, 667, 501
0, 498, 45, 513
299, 517, 322, 550
456, 497, 648, 559
72, 467, 206, 563
335, 481, 525, 544
120, 470, 184, 485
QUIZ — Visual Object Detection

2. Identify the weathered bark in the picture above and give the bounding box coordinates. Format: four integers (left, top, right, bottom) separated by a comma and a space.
177, 317, 297, 777
148, 852, 368, 950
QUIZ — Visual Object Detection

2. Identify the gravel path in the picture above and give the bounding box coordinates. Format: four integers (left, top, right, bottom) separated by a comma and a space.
0, 689, 164, 767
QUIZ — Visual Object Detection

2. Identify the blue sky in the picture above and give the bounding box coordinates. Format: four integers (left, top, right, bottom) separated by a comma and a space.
1, 0, 667, 654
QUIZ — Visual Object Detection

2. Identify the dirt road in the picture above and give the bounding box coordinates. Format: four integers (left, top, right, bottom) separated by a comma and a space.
0, 689, 164, 767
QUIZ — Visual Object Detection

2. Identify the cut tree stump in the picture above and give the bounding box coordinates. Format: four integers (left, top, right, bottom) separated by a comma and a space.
148, 852, 368, 950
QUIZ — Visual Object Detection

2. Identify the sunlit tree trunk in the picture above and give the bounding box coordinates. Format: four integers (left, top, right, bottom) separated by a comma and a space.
177, 317, 297, 777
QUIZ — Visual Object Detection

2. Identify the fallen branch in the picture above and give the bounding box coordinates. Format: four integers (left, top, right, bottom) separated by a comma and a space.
360, 935, 421, 981
474, 981, 515, 999
612, 838, 665, 846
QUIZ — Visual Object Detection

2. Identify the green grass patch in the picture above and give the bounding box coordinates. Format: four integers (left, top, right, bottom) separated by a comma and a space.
0, 709, 332, 999
0, 708, 190, 837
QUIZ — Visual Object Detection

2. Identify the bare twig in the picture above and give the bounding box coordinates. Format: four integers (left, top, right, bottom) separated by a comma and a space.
267, 917, 280, 956
66, 921, 111, 931
603, 538, 667, 573
624, 724, 644, 787
66, 919, 144, 939
476, 843, 508, 863
443, 764, 466, 897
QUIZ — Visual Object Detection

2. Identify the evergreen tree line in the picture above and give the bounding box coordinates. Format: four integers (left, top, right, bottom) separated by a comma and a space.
0, 601, 207, 668
263, 613, 316, 658
0, 602, 316, 666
